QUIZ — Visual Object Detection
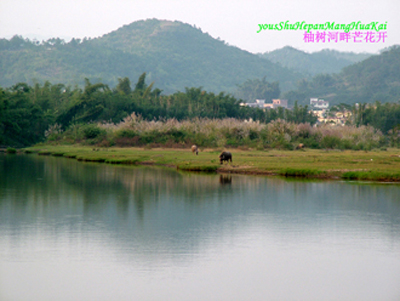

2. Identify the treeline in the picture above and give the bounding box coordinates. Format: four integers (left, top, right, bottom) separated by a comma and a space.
234, 77, 280, 103
0, 74, 316, 147
353, 102, 400, 145
329, 102, 400, 134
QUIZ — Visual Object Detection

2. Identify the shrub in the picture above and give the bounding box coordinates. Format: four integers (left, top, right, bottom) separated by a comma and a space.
321, 135, 342, 149
45, 123, 64, 141
248, 129, 259, 140
166, 129, 187, 142
114, 129, 138, 138
81, 124, 106, 139
6, 147, 17, 154
271, 137, 293, 150
139, 132, 158, 144
341, 139, 354, 150
299, 134, 321, 149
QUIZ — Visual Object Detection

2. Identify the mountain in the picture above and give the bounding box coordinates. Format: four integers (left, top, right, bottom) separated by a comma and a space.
283, 45, 400, 105
338, 45, 400, 103
0, 19, 302, 94
259, 46, 373, 76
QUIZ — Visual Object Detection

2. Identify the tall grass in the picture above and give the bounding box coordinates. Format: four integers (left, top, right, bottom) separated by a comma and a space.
50, 114, 386, 150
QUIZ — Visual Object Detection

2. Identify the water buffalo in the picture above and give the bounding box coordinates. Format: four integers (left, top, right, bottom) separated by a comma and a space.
219, 151, 232, 164
191, 145, 199, 155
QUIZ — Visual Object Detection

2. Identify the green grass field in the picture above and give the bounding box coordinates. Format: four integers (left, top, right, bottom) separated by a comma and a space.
22, 145, 400, 182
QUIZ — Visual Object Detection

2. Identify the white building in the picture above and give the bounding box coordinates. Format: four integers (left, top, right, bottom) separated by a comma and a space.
241, 99, 266, 108
240, 99, 289, 109
310, 98, 329, 109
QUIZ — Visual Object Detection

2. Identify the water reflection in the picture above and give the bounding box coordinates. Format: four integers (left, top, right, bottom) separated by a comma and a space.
219, 174, 232, 185
1, 154, 400, 301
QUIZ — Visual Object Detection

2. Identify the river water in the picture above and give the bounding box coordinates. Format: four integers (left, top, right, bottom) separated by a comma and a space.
1, 154, 400, 301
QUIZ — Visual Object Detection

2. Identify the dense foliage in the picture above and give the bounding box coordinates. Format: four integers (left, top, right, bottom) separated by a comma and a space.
1, 71, 399, 149
0, 74, 316, 147
234, 77, 280, 102
0, 19, 301, 94
260, 46, 372, 76
283, 46, 400, 106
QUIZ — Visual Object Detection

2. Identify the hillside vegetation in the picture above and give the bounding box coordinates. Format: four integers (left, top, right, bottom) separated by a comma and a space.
260, 46, 372, 76
1, 19, 399, 149
0, 19, 301, 94
283, 46, 400, 105
2, 18, 397, 106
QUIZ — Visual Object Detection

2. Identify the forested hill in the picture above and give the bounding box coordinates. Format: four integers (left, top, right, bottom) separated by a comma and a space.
283, 45, 400, 105
0, 19, 302, 94
260, 46, 373, 76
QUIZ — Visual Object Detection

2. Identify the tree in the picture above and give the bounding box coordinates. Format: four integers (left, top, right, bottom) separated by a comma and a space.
116, 77, 131, 95
133, 72, 148, 95
235, 77, 280, 103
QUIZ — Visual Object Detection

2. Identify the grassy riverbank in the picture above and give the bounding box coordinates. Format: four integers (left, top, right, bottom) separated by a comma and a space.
19, 145, 400, 182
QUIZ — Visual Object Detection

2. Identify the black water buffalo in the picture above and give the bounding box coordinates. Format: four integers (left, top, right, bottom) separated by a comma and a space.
219, 151, 232, 164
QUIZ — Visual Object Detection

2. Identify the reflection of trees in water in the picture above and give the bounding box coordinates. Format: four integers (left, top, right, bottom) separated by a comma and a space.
2, 155, 400, 224
1, 155, 248, 218
2, 155, 400, 259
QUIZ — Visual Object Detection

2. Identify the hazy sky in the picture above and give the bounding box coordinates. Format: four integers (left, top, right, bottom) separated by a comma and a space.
1, 0, 399, 54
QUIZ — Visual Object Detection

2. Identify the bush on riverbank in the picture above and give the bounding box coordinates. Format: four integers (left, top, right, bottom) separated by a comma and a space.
6, 147, 17, 154
45, 114, 386, 150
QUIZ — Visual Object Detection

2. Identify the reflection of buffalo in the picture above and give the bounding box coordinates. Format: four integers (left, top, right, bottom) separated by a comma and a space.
191, 145, 198, 155
219, 151, 232, 164
219, 174, 232, 185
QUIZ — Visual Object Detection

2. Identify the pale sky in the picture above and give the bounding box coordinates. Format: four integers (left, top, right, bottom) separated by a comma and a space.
1, 0, 399, 54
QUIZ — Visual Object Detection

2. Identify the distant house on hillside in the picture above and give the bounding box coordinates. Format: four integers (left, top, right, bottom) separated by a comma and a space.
310, 98, 329, 109
310, 108, 352, 126
273, 99, 288, 108
264, 99, 288, 109
241, 99, 288, 109
241, 99, 266, 108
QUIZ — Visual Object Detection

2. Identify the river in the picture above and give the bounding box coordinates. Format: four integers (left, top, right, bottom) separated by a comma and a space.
1, 154, 400, 300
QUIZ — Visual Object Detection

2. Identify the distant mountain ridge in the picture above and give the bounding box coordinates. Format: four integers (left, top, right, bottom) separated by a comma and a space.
260, 46, 373, 76
1, 18, 394, 103
0, 19, 302, 93
282, 45, 400, 105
